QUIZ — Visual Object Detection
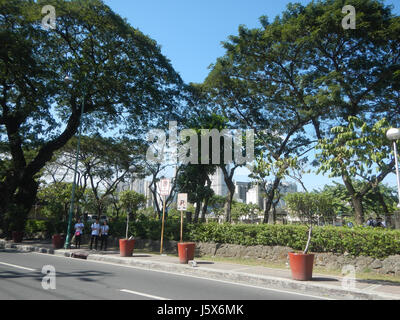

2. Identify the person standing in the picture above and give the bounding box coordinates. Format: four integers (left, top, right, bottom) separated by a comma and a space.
366, 217, 376, 227
376, 217, 386, 228
90, 219, 100, 250
100, 220, 110, 251
74, 218, 84, 249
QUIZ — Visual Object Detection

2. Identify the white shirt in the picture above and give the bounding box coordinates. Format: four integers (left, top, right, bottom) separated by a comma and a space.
100, 225, 109, 235
91, 223, 100, 236
74, 223, 84, 235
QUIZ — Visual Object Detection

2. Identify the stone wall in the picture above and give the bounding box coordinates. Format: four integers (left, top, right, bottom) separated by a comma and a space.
135, 239, 400, 276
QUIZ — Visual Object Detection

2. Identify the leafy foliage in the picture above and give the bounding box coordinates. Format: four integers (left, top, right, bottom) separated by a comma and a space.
316, 117, 396, 224
188, 223, 400, 259
285, 192, 336, 226
0, 0, 183, 235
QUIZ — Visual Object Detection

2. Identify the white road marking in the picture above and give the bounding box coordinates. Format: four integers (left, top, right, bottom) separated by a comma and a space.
0, 261, 36, 272
364, 284, 382, 292
31, 252, 332, 300
120, 289, 170, 300
86, 259, 333, 300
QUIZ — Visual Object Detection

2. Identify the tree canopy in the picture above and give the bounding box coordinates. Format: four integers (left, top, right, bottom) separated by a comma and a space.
0, 0, 184, 235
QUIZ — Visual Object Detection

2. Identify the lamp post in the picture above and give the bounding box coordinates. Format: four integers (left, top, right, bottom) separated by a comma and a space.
386, 128, 400, 208
64, 74, 86, 249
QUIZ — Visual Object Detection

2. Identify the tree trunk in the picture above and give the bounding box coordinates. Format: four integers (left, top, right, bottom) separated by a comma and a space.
342, 174, 364, 225
263, 177, 281, 224
303, 226, 313, 254
375, 189, 390, 225
351, 196, 364, 225
224, 192, 234, 223
0, 176, 38, 237
201, 177, 212, 223
0, 107, 83, 235
194, 200, 201, 223
220, 165, 236, 224
201, 198, 209, 223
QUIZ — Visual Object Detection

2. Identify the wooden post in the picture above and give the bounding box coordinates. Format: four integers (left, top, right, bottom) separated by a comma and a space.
180, 210, 184, 243
160, 196, 166, 254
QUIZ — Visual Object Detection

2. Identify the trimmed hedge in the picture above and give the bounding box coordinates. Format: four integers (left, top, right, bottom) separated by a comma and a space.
24, 217, 400, 259
188, 223, 400, 259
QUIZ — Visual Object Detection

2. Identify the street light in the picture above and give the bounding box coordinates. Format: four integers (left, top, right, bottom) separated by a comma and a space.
64, 74, 86, 249
386, 128, 400, 208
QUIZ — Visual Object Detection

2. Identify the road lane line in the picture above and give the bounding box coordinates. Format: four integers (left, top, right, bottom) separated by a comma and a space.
31, 252, 332, 299
89, 259, 332, 300
120, 289, 170, 300
0, 261, 36, 272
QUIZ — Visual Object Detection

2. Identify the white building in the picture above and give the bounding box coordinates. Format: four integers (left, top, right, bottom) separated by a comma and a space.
233, 181, 249, 203
246, 183, 265, 209
210, 167, 229, 197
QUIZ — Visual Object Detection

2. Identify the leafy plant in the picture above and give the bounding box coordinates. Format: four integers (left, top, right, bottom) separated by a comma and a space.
284, 192, 336, 254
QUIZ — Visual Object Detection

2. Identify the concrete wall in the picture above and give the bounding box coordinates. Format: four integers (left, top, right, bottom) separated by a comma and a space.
132, 238, 400, 276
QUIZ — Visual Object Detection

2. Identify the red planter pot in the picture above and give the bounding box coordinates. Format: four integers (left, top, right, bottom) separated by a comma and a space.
288, 252, 315, 281
177, 242, 196, 264
12, 231, 23, 243
52, 234, 65, 249
119, 239, 135, 257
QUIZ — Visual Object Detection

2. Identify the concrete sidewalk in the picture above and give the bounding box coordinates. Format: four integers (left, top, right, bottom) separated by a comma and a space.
1, 239, 399, 300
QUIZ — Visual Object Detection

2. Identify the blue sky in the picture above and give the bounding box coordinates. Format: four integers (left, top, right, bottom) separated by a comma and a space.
104, 0, 400, 191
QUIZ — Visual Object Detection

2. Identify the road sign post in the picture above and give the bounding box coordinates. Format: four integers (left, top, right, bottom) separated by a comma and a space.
177, 193, 188, 243
159, 179, 171, 254
160, 195, 166, 254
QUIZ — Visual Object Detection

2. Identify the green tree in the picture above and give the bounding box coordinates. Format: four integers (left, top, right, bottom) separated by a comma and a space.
176, 165, 215, 223
62, 135, 146, 216
285, 192, 336, 253
0, 0, 183, 236
119, 190, 147, 218
119, 190, 146, 239
203, 0, 400, 225
231, 201, 260, 223
204, 6, 319, 225
37, 182, 84, 221
321, 182, 398, 225
316, 117, 395, 225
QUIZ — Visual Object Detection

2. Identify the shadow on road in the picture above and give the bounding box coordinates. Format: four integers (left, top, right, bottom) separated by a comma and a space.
0, 262, 113, 282
311, 277, 339, 282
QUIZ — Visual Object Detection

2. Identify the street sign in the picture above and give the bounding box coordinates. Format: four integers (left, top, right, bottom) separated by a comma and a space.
159, 178, 171, 254
177, 193, 188, 211
159, 179, 171, 196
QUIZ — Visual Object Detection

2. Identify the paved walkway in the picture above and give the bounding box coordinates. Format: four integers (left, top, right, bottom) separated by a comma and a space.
1, 239, 399, 300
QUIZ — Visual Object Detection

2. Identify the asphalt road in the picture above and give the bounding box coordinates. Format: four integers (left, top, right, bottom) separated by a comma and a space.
0, 250, 325, 300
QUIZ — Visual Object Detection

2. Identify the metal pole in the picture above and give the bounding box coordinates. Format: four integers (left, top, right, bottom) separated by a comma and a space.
64, 93, 85, 249
160, 196, 166, 254
393, 141, 400, 208
180, 210, 183, 243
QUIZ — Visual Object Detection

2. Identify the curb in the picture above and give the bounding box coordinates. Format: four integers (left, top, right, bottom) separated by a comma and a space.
86, 254, 399, 300
0, 240, 54, 254
1, 240, 398, 300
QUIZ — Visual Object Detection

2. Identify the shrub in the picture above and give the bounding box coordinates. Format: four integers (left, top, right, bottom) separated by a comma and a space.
25, 220, 48, 238
30, 215, 400, 258
188, 223, 400, 259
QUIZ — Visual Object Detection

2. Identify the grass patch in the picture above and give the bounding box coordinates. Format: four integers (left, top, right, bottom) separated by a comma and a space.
196, 254, 400, 284
132, 247, 400, 284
